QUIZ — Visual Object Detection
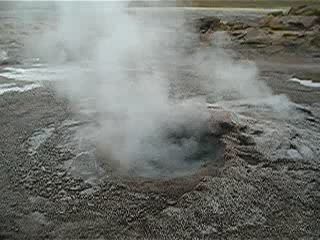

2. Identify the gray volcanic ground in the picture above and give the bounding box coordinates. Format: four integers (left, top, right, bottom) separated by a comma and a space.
0, 3, 320, 239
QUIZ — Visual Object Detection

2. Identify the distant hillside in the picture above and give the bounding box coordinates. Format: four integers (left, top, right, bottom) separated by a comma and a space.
1, 1, 319, 9
189, 0, 320, 8
130, 0, 320, 8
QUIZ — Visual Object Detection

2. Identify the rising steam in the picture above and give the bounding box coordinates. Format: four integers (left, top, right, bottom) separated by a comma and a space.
24, 1, 272, 176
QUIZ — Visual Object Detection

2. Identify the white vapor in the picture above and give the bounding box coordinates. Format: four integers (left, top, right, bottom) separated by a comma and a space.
23, 1, 273, 177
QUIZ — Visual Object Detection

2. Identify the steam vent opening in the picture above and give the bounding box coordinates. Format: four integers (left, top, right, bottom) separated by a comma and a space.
96, 111, 226, 179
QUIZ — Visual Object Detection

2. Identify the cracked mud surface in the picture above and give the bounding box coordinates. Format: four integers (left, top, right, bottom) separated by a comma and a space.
0, 7, 320, 240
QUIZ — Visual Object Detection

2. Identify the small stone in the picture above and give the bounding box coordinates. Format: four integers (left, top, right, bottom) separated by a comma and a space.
58, 189, 67, 195
9, 202, 17, 207
69, 185, 82, 191
201, 226, 218, 235
57, 171, 66, 177
297, 145, 314, 159
287, 149, 302, 159
30, 211, 48, 225
194, 183, 210, 192
306, 116, 316, 123
80, 188, 95, 195
167, 200, 177, 206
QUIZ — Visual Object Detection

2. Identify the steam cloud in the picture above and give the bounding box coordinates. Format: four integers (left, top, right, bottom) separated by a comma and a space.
24, 1, 272, 176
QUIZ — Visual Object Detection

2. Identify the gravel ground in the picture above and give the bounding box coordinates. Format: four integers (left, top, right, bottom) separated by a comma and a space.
0, 6, 320, 240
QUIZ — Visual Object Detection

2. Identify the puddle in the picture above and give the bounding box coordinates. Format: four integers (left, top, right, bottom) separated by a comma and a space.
0, 83, 16, 88
0, 63, 158, 83
0, 66, 68, 82
96, 127, 225, 179
58, 116, 224, 180
0, 63, 91, 82
0, 82, 41, 95
290, 77, 320, 88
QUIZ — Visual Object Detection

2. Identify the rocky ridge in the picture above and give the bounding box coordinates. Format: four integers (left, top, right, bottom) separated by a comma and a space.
196, 5, 320, 55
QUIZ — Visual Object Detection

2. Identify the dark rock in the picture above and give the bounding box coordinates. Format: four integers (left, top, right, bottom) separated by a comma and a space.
208, 110, 238, 136
259, 15, 274, 27
230, 30, 247, 40
310, 33, 320, 48
266, 16, 319, 30
241, 28, 271, 45
238, 134, 255, 146
227, 21, 250, 31
200, 28, 214, 43
194, 16, 223, 33
282, 31, 305, 38
268, 11, 284, 17
288, 5, 320, 17
69, 185, 82, 191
